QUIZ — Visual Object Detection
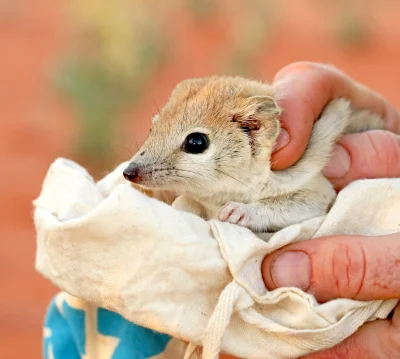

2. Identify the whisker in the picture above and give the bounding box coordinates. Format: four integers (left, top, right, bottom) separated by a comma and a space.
172, 167, 248, 193
172, 168, 214, 184
215, 168, 258, 194
131, 133, 140, 153
153, 166, 215, 189
115, 145, 134, 157
150, 94, 161, 114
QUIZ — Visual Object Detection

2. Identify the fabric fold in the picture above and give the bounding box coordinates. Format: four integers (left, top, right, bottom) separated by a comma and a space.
34, 158, 399, 359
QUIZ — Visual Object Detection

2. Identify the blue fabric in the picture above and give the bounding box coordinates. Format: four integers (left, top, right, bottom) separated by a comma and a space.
43, 295, 172, 359
44, 300, 81, 359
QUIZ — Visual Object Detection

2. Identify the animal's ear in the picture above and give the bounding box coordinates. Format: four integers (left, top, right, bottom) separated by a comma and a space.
232, 95, 281, 135
246, 95, 281, 118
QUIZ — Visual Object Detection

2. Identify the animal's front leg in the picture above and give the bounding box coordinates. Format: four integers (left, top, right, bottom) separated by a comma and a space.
219, 202, 269, 232
219, 187, 331, 232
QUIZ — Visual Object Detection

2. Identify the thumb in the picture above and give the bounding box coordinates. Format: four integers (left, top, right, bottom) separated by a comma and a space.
261, 233, 400, 302
323, 130, 400, 190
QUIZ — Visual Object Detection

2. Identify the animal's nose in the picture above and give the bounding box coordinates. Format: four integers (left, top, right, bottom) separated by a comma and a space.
123, 163, 140, 183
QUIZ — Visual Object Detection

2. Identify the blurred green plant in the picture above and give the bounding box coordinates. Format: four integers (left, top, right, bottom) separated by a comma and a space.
318, 0, 371, 47
56, 0, 166, 170
224, 0, 278, 76
56, 0, 282, 170
186, 0, 217, 20
335, 12, 370, 46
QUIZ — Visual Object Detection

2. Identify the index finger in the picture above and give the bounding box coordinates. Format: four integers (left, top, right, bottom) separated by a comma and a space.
271, 62, 400, 170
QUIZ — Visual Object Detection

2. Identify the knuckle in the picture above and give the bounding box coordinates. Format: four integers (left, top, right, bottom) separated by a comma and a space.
283, 61, 321, 73
373, 319, 400, 359
322, 340, 355, 359
330, 240, 366, 299
364, 131, 400, 177
385, 333, 400, 358
387, 322, 400, 357
299, 339, 356, 359
286, 61, 339, 75
274, 61, 325, 80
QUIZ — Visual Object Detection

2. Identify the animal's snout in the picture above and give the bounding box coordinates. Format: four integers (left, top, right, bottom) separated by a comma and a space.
123, 163, 141, 183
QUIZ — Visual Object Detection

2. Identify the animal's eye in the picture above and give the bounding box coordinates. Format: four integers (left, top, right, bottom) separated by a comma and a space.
183, 133, 209, 154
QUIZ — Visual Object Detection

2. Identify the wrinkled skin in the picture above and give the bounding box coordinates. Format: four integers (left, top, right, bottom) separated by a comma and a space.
222, 62, 400, 359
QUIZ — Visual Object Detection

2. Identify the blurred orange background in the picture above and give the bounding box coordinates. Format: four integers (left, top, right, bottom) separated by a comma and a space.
2, 0, 400, 357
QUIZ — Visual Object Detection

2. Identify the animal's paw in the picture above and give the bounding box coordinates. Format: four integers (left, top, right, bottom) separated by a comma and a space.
219, 202, 260, 230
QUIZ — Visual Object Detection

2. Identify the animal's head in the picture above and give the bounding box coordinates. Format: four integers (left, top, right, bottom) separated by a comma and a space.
123, 76, 281, 195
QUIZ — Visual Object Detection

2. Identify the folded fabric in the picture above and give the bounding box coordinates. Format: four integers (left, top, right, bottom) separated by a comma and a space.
34, 158, 399, 359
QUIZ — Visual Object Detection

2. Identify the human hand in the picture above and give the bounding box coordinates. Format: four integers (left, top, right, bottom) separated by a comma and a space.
271, 62, 400, 183
262, 69, 400, 357
222, 231, 400, 359
221, 63, 400, 359
260, 231, 400, 358
263, 65, 400, 357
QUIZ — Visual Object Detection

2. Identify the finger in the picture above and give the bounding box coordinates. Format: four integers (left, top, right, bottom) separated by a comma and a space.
300, 304, 400, 359
323, 130, 400, 190
262, 233, 400, 302
271, 62, 400, 170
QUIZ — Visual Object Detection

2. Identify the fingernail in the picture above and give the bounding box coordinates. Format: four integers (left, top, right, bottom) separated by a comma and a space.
323, 144, 351, 179
273, 128, 290, 152
271, 251, 311, 290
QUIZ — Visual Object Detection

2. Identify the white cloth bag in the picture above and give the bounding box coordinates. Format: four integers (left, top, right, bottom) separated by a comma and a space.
34, 158, 399, 359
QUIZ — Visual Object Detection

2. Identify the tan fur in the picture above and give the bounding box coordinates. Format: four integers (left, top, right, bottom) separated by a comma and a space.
124, 76, 385, 233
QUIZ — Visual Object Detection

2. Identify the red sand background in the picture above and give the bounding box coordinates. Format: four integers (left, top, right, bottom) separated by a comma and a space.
1, 1, 400, 357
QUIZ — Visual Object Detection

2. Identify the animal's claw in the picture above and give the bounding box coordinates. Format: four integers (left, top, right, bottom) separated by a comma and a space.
219, 202, 254, 228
